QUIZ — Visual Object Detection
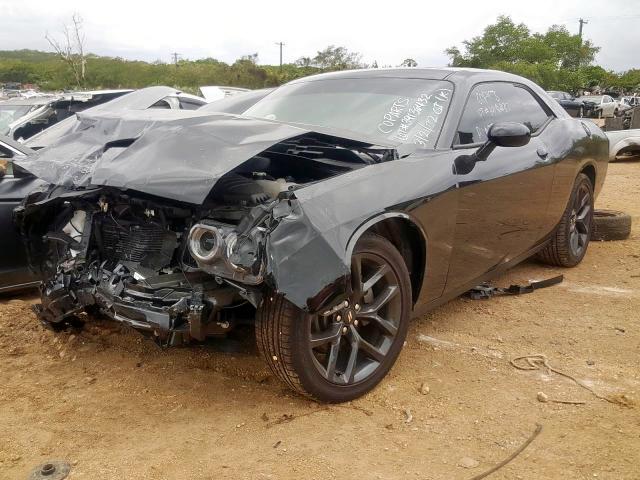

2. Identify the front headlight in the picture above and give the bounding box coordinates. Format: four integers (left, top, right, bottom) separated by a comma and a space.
187, 222, 265, 284
188, 224, 223, 263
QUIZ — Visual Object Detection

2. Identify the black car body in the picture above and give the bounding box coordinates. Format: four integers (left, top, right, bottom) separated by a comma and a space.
13, 68, 608, 401
547, 90, 591, 117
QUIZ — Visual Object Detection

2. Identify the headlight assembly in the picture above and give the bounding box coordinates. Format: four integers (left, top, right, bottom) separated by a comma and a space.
187, 222, 265, 284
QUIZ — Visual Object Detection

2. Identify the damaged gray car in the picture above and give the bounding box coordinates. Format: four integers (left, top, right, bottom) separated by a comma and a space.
15, 68, 608, 401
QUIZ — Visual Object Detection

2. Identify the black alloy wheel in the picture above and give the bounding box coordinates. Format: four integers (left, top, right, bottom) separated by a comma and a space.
568, 182, 592, 258
308, 248, 403, 385
537, 173, 594, 267
256, 233, 411, 402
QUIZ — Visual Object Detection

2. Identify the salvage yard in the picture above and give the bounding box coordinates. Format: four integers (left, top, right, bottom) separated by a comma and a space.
1, 159, 638, 480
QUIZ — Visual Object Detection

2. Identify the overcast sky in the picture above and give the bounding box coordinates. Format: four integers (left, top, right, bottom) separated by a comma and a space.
0, 0, 638, 71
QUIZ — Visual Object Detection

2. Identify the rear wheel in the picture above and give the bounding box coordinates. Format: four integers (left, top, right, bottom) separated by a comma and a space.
537, 173, 594, 267
256, 233, 411, 402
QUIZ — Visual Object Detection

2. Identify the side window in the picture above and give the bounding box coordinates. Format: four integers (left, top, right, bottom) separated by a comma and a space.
455, 82, 551, 145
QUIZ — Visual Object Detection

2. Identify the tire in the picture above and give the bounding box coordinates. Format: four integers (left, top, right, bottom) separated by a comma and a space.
591, 210, 632, 241
537, 173, 594, 267
255, 233, 412, 402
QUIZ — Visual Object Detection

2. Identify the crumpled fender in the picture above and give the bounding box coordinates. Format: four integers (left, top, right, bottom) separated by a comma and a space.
264, 150, 455, 312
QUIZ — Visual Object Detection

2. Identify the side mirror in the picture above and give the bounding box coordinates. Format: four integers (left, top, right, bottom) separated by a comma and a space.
487, 122, 531, 148
454, 122, 531, 175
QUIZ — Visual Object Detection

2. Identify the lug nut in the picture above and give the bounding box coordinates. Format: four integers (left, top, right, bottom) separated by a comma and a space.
344, 300, 350, 308
354, 304, 360, 311
342, 326, 348, 334
354, 320, 359, 327
336, 315, 342, 322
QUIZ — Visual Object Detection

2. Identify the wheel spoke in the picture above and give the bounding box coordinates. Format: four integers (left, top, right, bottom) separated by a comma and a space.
358, 311, 398, 336
578, 232, 588, 247
362, 264, 390, 293
310, 323, 342, 348
577, 189, 589, 211
577, 203, 591, 221
351, 255, 363, 298
342, 336, 359, 383
570, 231, 579, 252
325, 335, 342, 381
355, 331, 386, 362
360, 285, 399, 315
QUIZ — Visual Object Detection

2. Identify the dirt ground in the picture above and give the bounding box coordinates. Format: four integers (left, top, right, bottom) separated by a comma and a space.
1, 161, 639, 480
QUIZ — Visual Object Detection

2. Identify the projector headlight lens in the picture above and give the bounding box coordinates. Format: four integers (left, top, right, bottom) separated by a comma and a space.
188, 225, 223, 263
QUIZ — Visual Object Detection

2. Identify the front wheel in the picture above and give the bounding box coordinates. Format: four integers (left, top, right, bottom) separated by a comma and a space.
537, 173, 594, 267
256, 233, 411, 402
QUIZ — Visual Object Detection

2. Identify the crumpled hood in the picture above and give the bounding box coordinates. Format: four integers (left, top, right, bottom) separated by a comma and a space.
14, 109, 324, 204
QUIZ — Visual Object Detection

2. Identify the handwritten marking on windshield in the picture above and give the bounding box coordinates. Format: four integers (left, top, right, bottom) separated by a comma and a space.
377, 97, 410, 134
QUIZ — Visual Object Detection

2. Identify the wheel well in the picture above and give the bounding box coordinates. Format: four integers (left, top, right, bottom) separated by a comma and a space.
580, 164, 596, 188
365, 217, 426, 305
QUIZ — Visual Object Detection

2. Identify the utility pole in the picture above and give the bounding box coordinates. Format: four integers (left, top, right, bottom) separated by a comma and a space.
578, 18, 588, 39
171, 52, 182, 67
275, 42, 285, 69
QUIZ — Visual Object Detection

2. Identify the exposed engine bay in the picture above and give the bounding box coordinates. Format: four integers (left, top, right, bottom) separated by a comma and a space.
18, 134, 395, 345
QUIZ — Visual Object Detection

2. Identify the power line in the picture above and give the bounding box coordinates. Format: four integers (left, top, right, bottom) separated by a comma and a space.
170, 52, 182, 67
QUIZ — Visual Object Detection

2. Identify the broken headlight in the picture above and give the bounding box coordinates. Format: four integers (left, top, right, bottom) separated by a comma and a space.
187, 222, 265, 284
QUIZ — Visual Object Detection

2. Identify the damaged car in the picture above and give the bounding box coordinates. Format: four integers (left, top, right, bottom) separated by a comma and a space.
14, 68, 608, 402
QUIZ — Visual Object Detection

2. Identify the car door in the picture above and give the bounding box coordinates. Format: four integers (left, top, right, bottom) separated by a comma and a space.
444, 82, 556, 291
0, 139, 45, 292
559, 93, 575, 116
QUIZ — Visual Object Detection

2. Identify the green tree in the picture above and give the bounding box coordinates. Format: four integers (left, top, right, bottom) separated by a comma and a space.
445, 16, 601, 92
309, 45, 364, 71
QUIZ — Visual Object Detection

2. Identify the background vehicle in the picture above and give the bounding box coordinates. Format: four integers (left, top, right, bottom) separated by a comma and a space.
607, 128, 640, 160
0, 90, 133, 141
198, 88, 274, 115
621, 96, 640, 108
15, 68, 608, 402
578, 94, 619, 118
547, 90, 588, 117
199, 86, 250, 102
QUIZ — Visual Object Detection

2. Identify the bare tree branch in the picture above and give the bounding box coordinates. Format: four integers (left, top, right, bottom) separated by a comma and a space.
45, 13, 87, 88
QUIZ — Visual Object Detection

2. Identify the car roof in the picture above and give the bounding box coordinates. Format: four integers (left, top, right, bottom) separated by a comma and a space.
286, 67, 530, 84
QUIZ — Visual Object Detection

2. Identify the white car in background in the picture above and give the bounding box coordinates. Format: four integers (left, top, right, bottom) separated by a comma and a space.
25, 87, 207, 150
199, 86, 249, 102
577, 94, 619, 118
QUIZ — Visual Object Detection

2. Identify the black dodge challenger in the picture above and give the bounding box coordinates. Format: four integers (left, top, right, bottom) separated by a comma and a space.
13, 68, 608, 402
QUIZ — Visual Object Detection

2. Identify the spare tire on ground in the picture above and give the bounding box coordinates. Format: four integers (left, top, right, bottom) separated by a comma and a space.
591, 210, 632, 241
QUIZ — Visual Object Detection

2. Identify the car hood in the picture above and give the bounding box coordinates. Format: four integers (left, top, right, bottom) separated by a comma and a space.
15, 109, 397, 205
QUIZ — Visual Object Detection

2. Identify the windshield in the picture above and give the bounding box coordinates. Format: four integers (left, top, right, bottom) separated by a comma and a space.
548, 91, 562, 99
245, 78, 454, 148
0, 104, 32, 135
